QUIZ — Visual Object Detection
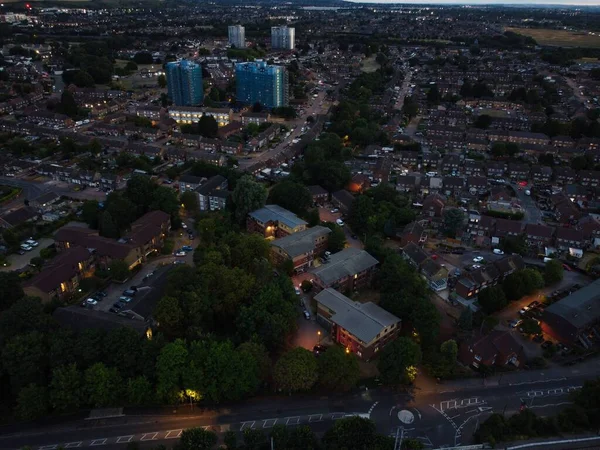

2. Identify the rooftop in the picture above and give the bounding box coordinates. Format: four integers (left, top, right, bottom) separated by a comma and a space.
544, 278, 600, 330
249, 204, 307, 229
271, 226, 331, 258
310, 247, 379, 286
315, 288, 400, 344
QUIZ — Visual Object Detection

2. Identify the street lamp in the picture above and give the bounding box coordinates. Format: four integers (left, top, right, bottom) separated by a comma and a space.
317, 330, 321, 344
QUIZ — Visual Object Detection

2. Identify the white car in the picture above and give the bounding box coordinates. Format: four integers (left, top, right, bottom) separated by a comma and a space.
493, 249, 504, 255
336, 219, 344, 226
330, 208, 339, 213
86, 298, 98, 305
174, 251, 186, 257
182, 223, 188, 229
472, 256, 484, 263
25, 239, 38, 247
20, 244, 32, 251
294, 287, 301, 296
472, 264, 481, 270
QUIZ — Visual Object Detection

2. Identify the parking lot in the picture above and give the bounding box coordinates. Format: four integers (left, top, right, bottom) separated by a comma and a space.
1, 237, 54, 272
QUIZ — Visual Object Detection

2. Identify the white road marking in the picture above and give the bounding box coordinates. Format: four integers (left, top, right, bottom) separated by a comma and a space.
90, 439, 106, 446
530, 402, 573, 409
165, 430, 183, 439
398, 410, 415, 424
263, 419, 277, 428
240, 421, 255, 430
414, 408, 422, 420
509, 377, 566, 386
309, 414, 323, 422
331, 413, 345, 420
39, 446, 58, 450
64, 442, 82, 448
141, 433, 158, 441
286, 417, 300, 425
116, 436, 133, 443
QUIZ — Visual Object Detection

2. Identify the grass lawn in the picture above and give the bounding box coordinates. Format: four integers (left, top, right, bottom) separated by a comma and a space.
505, 27, 600, 48
361, 56, 380, 73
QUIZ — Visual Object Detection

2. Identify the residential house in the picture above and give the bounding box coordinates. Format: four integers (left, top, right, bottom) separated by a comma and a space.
402, 242, 429, 268
493, 218, 524, 240
420, 258, 449, 291
179, 175, 205, 193
270, 226, 331, 272
542, 279, 600, 347
442, 176, 465, 197
308, 185, 328, 205
467, 176, 488, 194
441, 154, 461, 173
196, 175, 229, 211
468, 215, 496, 241
489, 186, 512, 202
554, 167, 577, 185
530, 166, 553, 183
30, 191, 60, 209
486, 161, 506, 178
315, 288, 400, 360
331, 190, 354, 215
508, 131, 549, 146
455, 255, 524, 300
23, 246, 94, 302
525, 223, 555, 248
579, 170, 600, 188
459, 331, 525, 369
396, 175, 418, 193
508, 163, 530, 181
241, 112, 271, 126
247, 205, 307, 238
309, 248, 379, 294
422, 193, 446, 218
555, 227, 586, 251
464, 160, 485, 177
0, 207, 39, 229
398, 151, 419, 168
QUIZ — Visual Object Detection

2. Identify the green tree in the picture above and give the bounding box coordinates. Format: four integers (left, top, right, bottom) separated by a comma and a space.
438, 339, 458, 378
458, 308, 473, 331
520, 318, 542, 336
268, 181, 312, 215
443, 208, 465, 238
150, 186, 180, 217
108, 259, 130, 282
322, 417, 378, 450
81, 200, 100, 228
197, 114, 218, 139
16, 384, 49, 421
155, 339, 188, 404
99, 210, 119, 238
223, 430, 237, 450
274, 348, 318, 393
378, 337, 421, 385
29, 256, 44, 272
58, 90, 79, 117
157, 74, 166, 88
544, 260, 564, 286
318, 346, 360, 391
238, 341, 271, 383
2, 331, 48, 393
49, 363, 82, 413
2, 228, 20, 248
154, 296, 184, 338
231, 175, 268, 224
478, 286, 507, 314
474, 114, 492, 129
178, 427, 218, 450
127, 376, 154, 406
181, 190, 199, 212
84, 363, 123, 407
0, 271, 25, 310
242, 428, 267, 450
73, 70, 95, 88
323, 222, 347, 253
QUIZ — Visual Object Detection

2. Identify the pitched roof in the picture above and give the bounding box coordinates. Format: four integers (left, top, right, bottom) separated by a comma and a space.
271, 226, 331, 258
54, 226, 134, 259
544, 279, 600, 330
249, 205, 307, 229
310, 248, 379, 286
308, 185, 328, 196
494, 254, 525, 276
32, 191, 60, 205
196, 175, 227, 195
25, 246, 91, 293
555, 227, 584, 242
332, 189, 355, 210
525, 223, 555, 239
315, 288, 400, 344
402, 242, 429, 266
0, 207, 38, 227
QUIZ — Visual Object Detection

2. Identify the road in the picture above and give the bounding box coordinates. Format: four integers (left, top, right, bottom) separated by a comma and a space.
511, 183, 542, 224
1, 358, 600, 450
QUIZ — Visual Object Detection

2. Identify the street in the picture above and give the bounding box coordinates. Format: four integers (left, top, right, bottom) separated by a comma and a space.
511, 183, 542, 224
1, 357, 600, 450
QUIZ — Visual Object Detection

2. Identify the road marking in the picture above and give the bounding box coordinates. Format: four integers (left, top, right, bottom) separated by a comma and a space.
39, 446, 58, 450
548, 388, 563, 395
116, 436, 133, 443
141, 433, 158, 441
530, 402, 573, 409
90, 439, 106, 446
527, 390, 544, 397
165, 430, 183, 439
440, 400, 457, 411
331, 413, 345, 420
510, 377, 566, 386
263, 419, 277, 428
367, 401, 379, 414
240, 421, 255, 430
413, 408, 422, 420
398, 410, 415, 424
286, 417, 300, 425
450, 414, 460, 419
309, 414, 323, 422
64, 443, 82, 448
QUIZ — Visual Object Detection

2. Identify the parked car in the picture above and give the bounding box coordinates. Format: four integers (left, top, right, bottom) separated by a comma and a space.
294, 287, 301, 295
473, 256, 484, 262
113, 302, 124, 310
20, 244, 32, 251
173, 260, 185, 265
493, 249, 504, 255
86, 298, 98, 305
519, 306, 530, 316
336, 219, 344, 226
95, 291, 107, 298
303, 310, 311, 320
182, 245, 193, 252
509, 319, 523, 328
119, 296, 133, 303
175, 251, 186, 257
25, 239, 39, 247
123, 289, 136, 297
330, 208, 339, 213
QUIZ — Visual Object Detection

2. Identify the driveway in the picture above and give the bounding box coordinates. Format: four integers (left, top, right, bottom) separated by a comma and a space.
511, 183, 542, 224
292, 290, 330, 350
0, 237, 54, 272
